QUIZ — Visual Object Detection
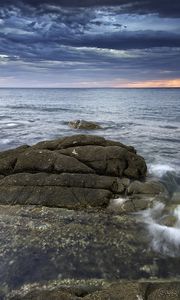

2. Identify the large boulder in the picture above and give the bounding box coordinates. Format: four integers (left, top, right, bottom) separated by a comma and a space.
14, 150, 95, 174
59, 145, 146, 178
0, 185, 112, 208
0, 173, 120, 193
32, 134, 136, 153
0, 145, 29, 175
0, 135, 147, 209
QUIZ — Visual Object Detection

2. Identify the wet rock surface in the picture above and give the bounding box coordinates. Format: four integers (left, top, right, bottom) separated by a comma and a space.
127, 180, 167, 195
0, 135, 178, 298
1, 205, 180, 298
5, 279, 180, 300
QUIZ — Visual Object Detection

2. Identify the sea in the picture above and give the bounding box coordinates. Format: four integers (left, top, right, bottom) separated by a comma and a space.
0, 88, 179, 170
0, 87, 180, 256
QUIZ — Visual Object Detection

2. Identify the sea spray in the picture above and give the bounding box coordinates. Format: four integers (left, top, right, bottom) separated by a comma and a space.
109, 197, 127, 207
147, 163, 180, 198
174, 205, 180, 226
108, 197, 127, 213
149, 164, 175, 177
139, 202, 180, 257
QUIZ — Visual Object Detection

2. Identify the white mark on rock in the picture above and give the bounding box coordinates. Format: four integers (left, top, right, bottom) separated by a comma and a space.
137, 295, 143, 300
72, 149, 78, 156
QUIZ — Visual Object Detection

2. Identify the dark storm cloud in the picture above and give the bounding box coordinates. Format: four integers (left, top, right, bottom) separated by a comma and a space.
0, 0, 180, 17
68, 31, 180, 50
1, 29, 180, 57
0, 0, 180, 86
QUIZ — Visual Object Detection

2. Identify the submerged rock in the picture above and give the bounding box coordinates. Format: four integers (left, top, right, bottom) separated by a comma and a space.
127, 180, 167, 195
159, 215, 177, 227
171, 191, 180, 204
69, 120, 102, 130
2, 204, 180, 297
0, 205, 148, 291
108, 195, 154, 213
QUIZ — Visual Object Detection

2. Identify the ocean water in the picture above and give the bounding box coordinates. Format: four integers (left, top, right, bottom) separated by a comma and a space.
0, 88, 179, 171
1, 88, 180, 285
0, 87, 179, 178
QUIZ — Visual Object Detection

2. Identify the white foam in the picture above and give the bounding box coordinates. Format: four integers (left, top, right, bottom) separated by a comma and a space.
6, 122, 18, 127
1, 138, 11, 144
140, 203, 180, 257
148, 223, 180, 256
174, 206, 180, 224
149, 163, 175, 177
109, 197, 127, 207
141, 202, 165, 222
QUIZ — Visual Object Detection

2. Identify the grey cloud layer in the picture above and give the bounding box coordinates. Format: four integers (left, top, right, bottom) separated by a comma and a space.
0, 0, 180, 86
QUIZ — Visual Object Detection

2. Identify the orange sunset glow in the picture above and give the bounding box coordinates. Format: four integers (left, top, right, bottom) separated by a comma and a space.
114, 78, 180, 88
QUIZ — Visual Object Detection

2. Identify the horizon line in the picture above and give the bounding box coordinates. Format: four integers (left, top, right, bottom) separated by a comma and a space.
0, 87, 180, 89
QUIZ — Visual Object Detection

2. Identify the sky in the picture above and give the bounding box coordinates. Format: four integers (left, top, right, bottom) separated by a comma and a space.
0, 0, 180, 88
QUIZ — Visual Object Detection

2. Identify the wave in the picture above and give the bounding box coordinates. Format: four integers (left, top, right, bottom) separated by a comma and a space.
152, 137, 180, 143
149, 163, 176, 177
159, 125, 179, 130
1, 138, 12, 145
0, 121, 34, 130
139, 203, 180, 257
5, 105, 90, 114
2, 123, 23, 129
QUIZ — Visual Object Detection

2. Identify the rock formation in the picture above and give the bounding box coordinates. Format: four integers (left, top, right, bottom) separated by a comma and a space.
68, 120, 102, 130
0, 134, 150, 209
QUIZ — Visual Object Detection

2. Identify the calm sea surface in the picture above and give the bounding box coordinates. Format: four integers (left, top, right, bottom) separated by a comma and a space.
0, 88, 179, 177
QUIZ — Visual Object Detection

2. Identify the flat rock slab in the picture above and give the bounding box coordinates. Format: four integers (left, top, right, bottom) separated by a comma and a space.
0, 205, 180, 297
